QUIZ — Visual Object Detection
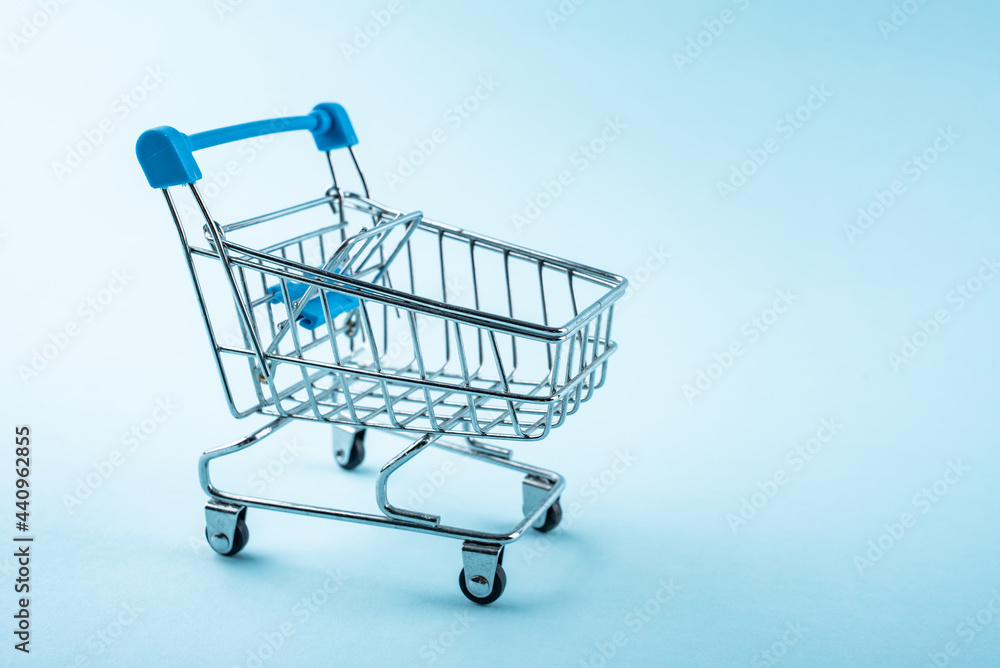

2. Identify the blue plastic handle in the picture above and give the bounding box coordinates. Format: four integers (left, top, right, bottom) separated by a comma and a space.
267, 281, 359, 331
136, 103, 357, 188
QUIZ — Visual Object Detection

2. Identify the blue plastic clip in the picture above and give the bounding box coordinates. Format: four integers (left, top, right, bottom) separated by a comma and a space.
267, 282, 359, 330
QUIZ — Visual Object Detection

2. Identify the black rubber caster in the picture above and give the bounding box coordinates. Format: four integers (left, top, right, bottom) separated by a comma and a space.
335, 430, 365, 470
459, 564, 507, 605
533, 499, 562, 533
206, 519, 249, 557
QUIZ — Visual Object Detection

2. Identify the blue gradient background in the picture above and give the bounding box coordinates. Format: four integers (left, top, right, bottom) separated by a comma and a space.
2, 0, 999, 666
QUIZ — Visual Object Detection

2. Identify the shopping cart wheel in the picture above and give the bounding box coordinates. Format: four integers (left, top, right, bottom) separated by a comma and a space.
458, 564, 506, 605
523, 476, 562, 533
205, 519, 249, 557
333, 427, 365, 470
205, 501, 250, 556
533, 499, 563, 533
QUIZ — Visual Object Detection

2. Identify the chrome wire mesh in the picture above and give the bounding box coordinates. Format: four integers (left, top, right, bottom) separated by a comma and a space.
165, 161, 624, 441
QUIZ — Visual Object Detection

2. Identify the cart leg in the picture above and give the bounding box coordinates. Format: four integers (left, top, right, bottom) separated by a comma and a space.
333, 426, 366, 470
459, 541, 506, 605
205, 500, 249, 556
522, 475, 562, 533
375, 433, 442, 525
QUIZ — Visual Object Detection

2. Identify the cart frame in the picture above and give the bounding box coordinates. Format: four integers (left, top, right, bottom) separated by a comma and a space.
137, 103, 626, 603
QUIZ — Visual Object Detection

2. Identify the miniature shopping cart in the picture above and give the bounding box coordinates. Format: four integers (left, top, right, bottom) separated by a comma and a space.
136, 103, 626, 603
